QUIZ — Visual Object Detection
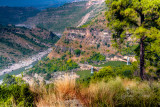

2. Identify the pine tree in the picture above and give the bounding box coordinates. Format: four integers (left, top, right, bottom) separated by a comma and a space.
106, 0, 160, 80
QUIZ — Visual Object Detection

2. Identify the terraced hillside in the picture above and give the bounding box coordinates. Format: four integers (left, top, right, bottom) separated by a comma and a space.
0, 25, 59, 69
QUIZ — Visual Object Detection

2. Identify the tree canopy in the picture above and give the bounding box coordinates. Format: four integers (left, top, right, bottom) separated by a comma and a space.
106, 0, 160, 79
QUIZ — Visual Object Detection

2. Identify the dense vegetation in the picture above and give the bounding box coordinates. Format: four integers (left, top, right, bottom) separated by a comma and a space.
0, 75, 34, 106
81, 52, 106, 64
28, 58, 79, 76
106, 0, 160, 79
1, 0, 160, 106
93, 61, 126, 67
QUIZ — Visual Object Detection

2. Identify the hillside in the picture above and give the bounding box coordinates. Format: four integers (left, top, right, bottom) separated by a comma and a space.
0, 25, 59, 69
23, 0, 105, 33
80, 11, 107, 30
0, 6, 40, 25
48, 27, 121, 62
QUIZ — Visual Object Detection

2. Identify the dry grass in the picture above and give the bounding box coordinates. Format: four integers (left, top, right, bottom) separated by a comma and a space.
32, 74, 80, 107
78, 77, 160, 106
30, 75, 160, 107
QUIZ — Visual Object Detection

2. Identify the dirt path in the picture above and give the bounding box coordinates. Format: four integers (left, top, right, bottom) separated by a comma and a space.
77, 11, 92, 27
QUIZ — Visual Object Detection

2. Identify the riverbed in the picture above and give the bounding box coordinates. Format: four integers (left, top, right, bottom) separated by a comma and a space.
0, 48, 52, 81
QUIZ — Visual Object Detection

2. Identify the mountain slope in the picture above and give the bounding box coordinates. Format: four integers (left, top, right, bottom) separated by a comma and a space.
0, 6, 40, 25
23, 0, 106, 33
48, 27, 116, 61
0, 25, 59, 69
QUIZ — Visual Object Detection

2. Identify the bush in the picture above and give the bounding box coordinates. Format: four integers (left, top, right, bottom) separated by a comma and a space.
74, 49, 81, 56
97, 43, 100, 49
91, 66, 115, 82
0, 75, 34, 106
79, 44, 82, 48
87, 52, 106, 63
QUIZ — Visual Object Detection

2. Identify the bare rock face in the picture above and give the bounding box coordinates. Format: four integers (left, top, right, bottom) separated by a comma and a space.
64, 28, 111, 46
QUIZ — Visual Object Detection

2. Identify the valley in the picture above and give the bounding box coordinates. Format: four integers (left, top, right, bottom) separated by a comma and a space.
0, 48, 52, 80
0, 25, 59, 69
1, 0, 160, 106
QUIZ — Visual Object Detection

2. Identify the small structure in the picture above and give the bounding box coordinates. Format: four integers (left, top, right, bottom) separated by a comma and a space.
127, 57, 130, 65
91, 66, 94, 74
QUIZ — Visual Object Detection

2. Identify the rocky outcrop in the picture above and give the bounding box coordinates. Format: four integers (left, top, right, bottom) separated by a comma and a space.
49, 27, 115, 60
63, 27, 111, 46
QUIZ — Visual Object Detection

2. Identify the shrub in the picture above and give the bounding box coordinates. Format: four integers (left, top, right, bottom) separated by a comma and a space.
74, 49, 81, 56
91, 66, 115, 82
97, 43, 100, 49
87, 52, 106, 63
0, 76, 34, 106
79, 44, 82, 48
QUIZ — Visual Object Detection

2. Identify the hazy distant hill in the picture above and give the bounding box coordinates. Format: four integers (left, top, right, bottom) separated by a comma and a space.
0, 0, 83, 9
0, 25, 59, 69
23, 0, 105, 33
23, 1, 89, 33
0, 7, 40, 25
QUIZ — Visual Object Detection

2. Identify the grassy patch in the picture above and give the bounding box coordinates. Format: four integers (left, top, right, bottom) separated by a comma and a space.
93, 61, 126, 67
76, 70, 91, 79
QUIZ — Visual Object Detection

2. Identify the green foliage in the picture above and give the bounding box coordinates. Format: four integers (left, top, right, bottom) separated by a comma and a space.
74, 49, 81, 56
78, 62, 138, 86
63, 38, 70, 44
0, 75, 34, 106
3, 74, 17, 85
79, 44, 82, 48
76, 70, 92, 87
76, 70, 91, 79
114, 65, 136, 79
93, 61, 126, 67
91, 66, 115, 82
106, 0, 160, 71
121, 44, 139, 56
97, 43, 100, 49
28, 58, 79, 75
87, 52, 106, 63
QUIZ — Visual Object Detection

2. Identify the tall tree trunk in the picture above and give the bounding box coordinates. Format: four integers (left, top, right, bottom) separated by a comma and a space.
140, 37, 145, 80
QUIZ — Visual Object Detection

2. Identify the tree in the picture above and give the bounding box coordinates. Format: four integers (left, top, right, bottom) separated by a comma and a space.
106, 0, 160, 80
